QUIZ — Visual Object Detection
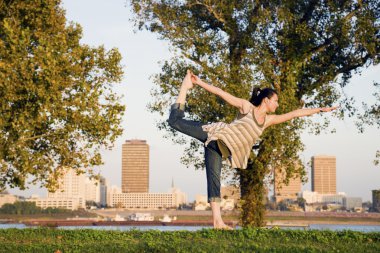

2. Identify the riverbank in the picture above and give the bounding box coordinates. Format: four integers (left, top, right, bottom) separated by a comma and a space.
20, 219, 238, 227
89, 209, 380, 226
16, 219, 379, 229
0, 227, 379, 252
1, 210, 380, 227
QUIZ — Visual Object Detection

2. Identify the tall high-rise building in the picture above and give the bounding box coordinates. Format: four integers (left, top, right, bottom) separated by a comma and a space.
311, 155, 336, 194
99, 176, 108, 207
274, 168, 302, 202
122, 139, 149, 193
372, 190, 380, 212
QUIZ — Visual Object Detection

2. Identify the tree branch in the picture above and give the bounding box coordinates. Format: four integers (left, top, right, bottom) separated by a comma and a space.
182, 51, 220, 78
311, 53, 371, 88
303, 5, 361, 63
338, 53, 372, 74
300, 0, 319, 23
188, 1, 226, 24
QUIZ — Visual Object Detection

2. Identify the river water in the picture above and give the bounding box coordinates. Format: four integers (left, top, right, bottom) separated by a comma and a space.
1, 223, 380, 232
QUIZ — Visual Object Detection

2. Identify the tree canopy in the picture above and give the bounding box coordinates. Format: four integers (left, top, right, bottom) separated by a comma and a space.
358, 81, 380, 165
130, 0, 380, 226
0, 0, 124, 191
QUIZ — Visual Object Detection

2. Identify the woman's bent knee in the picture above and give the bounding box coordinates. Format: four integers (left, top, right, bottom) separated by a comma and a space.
168, 112, 182, 130
167, 116, 178, 129
167, 104, 185, 130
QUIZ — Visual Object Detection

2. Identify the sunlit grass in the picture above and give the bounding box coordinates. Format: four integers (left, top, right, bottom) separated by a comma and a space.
0, 227, 379, 252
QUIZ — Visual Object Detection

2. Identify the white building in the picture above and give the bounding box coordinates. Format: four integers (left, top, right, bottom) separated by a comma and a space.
84, 177, 100, 204
300, 191, 347, 204
48, 168, 103, 206
28, 168, 103, 210
107, 181, 187, 209
47, 168, 86, 201
27, 196, 84, 210
194, 193, 236, 211
299, 191, 319, 203
343, 197, 362, 210
170, 183, 187, 207
109, 193, 177, 209
0, 193, 18, 207
194, 195, 209, 211
321, 194, 345, 204
106, 185, 122, 207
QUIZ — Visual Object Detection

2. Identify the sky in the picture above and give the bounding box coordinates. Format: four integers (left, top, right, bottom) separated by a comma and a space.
9, 0, 380, 201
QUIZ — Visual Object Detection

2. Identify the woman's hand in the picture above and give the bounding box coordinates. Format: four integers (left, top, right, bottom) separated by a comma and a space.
190, 71, 201, 85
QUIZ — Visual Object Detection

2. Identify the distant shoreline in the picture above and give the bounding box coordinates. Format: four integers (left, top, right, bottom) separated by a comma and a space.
11, 219, 380, 227
1, 210, 379, 227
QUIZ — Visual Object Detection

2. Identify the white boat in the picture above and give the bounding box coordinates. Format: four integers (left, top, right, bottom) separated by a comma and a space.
128, 213, 154, 221
159, 214, 173, 222
113, 214, 125, 221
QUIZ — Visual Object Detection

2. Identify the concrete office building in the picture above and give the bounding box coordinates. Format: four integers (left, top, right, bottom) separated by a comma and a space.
343, 197, 362, 211
311, 155, 336, 194
109, 193, 178, 209
274, 168, 302, 202
122, 140, 149, 193
84, 177, 102, 204
322, 194, 344, 204
47, 168, 86, 204
99, 176, 108, 207
47, 168, 102, 204
27, 197, 84, 210
300, 191, 347, 204
29, 168, 104, 210
108, 182, 187, 209
106, 185, 122, 207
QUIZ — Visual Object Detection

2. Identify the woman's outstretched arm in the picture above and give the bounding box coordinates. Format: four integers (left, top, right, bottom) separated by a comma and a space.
266, 107, 338, 127
190, 72, 251, 114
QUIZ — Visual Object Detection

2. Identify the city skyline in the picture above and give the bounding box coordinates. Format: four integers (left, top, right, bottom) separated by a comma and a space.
8, 0, 380, 202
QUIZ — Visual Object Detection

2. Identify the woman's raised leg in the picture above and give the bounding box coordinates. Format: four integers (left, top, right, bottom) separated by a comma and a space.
167, 70, 207, 142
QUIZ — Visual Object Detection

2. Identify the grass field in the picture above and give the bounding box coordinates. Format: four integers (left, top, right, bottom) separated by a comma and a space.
0, 227, 379, 252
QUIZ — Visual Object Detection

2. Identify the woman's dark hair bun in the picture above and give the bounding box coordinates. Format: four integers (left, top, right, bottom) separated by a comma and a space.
249, 87, 277, 106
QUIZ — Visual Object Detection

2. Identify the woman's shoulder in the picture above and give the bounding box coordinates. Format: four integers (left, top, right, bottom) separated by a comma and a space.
240, 100, 253, 114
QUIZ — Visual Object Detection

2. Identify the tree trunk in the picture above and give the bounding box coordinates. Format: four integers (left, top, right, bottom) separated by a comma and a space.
239, 164, 266, 227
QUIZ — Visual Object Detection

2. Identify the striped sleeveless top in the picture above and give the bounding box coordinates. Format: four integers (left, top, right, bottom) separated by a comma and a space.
202, 106, 266, 169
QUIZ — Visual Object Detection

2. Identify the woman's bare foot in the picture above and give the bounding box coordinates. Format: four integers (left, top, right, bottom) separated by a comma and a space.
210, 202, 233, 230
213, 221, 233, 230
